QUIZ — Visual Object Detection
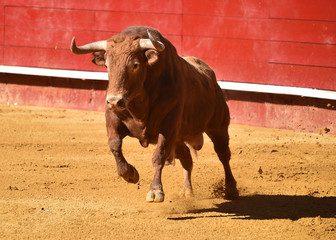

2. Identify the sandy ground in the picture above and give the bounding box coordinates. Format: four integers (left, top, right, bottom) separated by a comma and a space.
0, 104, 335, 239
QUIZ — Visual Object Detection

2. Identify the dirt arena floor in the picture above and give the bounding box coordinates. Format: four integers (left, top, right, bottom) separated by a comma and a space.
0, 104, 335, 239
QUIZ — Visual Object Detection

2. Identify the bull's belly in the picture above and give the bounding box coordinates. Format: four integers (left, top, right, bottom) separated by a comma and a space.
126, 122, 204, 150
122, 112, 207, 150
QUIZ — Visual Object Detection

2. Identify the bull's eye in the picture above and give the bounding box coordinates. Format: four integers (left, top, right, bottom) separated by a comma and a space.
131, 58, 140, 72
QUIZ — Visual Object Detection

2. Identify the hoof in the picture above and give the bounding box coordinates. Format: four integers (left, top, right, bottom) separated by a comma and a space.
225, 183, 239, 200
179, 187, 194, 198
146, 190, 165, 202
119, 164, 139, 184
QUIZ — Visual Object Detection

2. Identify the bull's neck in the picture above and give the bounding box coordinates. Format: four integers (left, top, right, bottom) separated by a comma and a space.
127, 92, 149, 122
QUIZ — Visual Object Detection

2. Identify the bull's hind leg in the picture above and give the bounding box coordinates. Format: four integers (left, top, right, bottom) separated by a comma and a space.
175, 142, 194, 197
207, 129, 239, 200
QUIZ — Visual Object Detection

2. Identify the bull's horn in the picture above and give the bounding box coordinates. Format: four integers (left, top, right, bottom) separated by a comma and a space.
139, 29, 165, 52
70, 37, 107, 54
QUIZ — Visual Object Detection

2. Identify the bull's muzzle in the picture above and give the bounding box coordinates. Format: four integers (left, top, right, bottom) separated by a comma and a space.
106, 94, 125, 109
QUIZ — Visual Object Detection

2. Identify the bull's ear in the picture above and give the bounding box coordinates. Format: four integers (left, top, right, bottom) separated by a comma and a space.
91, 52, 106, 66
145, 49, 159, 66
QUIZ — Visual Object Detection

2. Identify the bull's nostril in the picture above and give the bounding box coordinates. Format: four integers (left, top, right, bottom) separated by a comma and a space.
106, 99, 112, 108
116, 99, 125, 108
106, 95, 125, 109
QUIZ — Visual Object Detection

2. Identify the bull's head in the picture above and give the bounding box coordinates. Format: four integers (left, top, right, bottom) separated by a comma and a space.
70, 29, 165, 110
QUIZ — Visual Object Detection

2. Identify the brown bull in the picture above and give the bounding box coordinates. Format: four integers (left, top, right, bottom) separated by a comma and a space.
71, 26, 238, 202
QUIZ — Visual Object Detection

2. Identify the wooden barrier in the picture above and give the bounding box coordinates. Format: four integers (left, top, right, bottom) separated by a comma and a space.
0, 0, 335, 133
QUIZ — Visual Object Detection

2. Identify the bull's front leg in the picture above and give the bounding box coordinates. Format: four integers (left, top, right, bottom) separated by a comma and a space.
109, 138, 139, 183
146, 133, 173, 202
106, 111, 139, 184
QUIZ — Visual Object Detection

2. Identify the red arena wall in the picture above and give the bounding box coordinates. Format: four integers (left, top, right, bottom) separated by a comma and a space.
0, 0, 335, 134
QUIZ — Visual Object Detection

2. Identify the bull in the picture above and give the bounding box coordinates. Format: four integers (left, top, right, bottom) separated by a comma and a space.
70, 26, 238, 202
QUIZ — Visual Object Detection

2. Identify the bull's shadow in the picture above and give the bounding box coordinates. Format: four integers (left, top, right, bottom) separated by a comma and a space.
188, 194, 336, 221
